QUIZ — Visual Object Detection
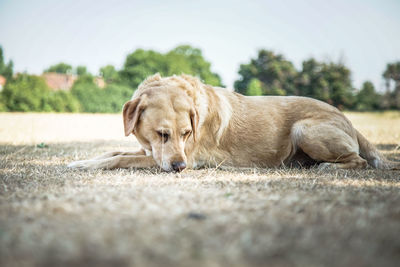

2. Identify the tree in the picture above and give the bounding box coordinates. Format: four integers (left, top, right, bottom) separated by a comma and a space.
297, 59, 355, 108
246, 78, 263, 96
120, 45, 222, 89
0, 46, 13, 80
71, 76, 132, 113
166, 45, 222, 86
100, 65, 120, 83
1, 74, 50, 111
235, 51, 355, 109
47, 91, 81, 112
1, 74, 80, 112
102, 84, 133, 112
296, 59, 330, 101
44, 62, 73, 74
292, 58, 355, 108
234, 50, 297, 96
120, 49, 165, 88
355, 81, 380, 111
70, 78, 103, 113
383, 62, 400, 109
76, 65, 88, 76
322, 62, 355, 109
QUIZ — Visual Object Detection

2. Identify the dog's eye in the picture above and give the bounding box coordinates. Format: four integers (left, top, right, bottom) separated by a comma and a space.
157, 131, 169, 143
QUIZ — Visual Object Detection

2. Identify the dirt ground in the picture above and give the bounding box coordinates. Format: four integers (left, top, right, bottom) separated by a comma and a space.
0, 112, 399, 267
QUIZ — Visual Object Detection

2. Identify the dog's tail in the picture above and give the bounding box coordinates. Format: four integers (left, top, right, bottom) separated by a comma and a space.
357, 130, 400, 170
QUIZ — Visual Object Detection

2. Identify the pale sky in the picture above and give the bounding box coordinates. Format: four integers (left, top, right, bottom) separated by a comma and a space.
1, 0, 399, 91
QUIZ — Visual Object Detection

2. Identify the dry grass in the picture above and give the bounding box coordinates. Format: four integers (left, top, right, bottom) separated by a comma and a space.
0, 112, 400, 267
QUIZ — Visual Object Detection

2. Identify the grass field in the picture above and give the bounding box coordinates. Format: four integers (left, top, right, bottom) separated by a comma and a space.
0, 112, 400, 267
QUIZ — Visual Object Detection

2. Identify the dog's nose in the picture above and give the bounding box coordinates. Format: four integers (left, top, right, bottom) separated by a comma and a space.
171, 161, 186, 172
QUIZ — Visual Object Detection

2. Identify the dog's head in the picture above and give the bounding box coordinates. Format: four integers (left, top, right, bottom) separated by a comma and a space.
123, 74, 200, 172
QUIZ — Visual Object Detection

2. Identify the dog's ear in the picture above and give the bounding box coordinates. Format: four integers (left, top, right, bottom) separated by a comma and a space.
122, 96, 147, 136
190, 108, 199, 141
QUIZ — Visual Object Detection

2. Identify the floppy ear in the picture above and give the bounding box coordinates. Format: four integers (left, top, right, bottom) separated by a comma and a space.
122, 97, 147, 136
190, 108, 199, 141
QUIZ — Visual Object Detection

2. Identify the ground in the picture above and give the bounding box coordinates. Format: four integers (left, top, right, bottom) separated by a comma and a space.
0, 112, 399, 267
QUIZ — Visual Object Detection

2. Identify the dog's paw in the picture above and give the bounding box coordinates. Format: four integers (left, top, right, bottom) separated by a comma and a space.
318, 162, 338, 170
67, 160, 98, 170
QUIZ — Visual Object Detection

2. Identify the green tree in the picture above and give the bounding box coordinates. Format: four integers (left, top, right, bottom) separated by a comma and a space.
327, 63, 355, 109
0, 46, 3, 71
0, 46, 13, 80
166, 45, 222, 86
0, 94, 7, 112
100, 65, 120, 83
1, 74, 80, 112
234, 50, 297, 96
1, 74, 51, 111
120, 49, 165, 88
76, 65, 88, 76
294, 58, 355, 109
383, 62, 400, 109
355, 81, 380, 111
48, 91, 81, 112
71, 76, 132, 113
102, 84, 132, 112
296, 59, 330, 101
120, 45, 222, 89
70, 78, 102, 112
246, 78, 263, 96
44, 62, 73, 74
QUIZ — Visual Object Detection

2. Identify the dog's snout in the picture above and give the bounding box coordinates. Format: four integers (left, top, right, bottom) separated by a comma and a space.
171, 161, 186, 172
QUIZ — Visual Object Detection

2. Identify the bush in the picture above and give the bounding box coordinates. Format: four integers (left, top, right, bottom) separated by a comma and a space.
48, 91, 81, 112
1, 74, 50, 111
71, 77, 132, 113
102, 84, 133, 113
0, 94, 7, 112
1, 74, 81, 112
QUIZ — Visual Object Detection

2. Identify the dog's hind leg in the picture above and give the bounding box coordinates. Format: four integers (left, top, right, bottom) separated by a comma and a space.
291, 121, 368, 169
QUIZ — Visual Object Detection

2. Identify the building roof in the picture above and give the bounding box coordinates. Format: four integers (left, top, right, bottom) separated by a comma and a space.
42, 72, 78, 91
0, 75, 6, 87
42, 72, 106, 90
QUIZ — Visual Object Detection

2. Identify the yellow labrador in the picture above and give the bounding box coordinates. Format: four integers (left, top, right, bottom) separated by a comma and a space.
68, 74, 399, 172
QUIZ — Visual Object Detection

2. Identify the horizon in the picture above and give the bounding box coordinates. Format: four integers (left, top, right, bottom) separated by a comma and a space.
1, 0, 399, 91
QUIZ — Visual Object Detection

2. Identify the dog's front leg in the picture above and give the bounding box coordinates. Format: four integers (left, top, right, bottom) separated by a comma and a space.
68, 154, 156, 170
91, 149, 146, 160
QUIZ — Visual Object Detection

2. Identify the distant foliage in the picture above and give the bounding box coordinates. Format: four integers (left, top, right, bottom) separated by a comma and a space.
76, 66, 88, 76
71, 76, 132, 113
0, 46, 13, 80
355, 82, 380, 111
235, 50, 296, 96
383, 62, 400, 109
120, 45, 222, 89
235, 50, 358, 109
1, 42, 399, 113
297, 59, 355, 109
47, 91, 81, 112
44, 63, 73, 74
100, 65, 120, 83
2, 74, 52, 111
1, 74, 80, 112
246, 78, 263, 96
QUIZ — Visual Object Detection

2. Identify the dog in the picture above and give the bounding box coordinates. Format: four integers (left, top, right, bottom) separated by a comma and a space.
68, 73, 399, 172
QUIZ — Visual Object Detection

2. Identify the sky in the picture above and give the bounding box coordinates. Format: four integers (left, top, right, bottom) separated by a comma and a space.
0, 0, 399, 91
